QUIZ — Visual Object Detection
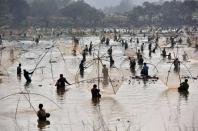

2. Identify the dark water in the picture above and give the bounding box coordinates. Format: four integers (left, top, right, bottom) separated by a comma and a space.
0, 36, 198, 131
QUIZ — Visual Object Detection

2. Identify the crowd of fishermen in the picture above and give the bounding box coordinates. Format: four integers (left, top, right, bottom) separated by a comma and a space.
77, 28, 191, 88
16, 27, 193, 90
8, 27, 197, 124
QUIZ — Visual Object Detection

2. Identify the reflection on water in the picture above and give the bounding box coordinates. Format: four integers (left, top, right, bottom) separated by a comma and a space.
56, 88, 67, 102
157, 88, 194, 131
37, 120, 50, 130
17, 75, 22, 81
179, 90, 189, 101
24, 81, 31, 87
91, 97, 100, 106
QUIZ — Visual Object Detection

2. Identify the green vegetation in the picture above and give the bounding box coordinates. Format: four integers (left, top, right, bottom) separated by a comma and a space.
0, 0, 197, 28
127, 1, 198, 27
60, 1, 104, 27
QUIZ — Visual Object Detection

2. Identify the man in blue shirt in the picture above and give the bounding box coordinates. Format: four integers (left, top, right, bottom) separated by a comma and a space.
141, 63, 149, 76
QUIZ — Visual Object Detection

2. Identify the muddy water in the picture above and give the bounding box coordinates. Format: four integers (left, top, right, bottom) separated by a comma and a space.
0, 36, 198, 131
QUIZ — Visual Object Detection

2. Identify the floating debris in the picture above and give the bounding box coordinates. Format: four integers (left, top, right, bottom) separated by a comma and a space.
49, 60, 57, 63
131, 75, 159, 80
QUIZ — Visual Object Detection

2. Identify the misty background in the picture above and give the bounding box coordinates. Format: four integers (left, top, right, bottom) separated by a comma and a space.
0, 0, 197, 28
84, 0, 167, 9
26, 0, 171, 9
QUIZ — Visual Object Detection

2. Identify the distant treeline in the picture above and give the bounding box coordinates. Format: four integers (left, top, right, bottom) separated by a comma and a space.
0, 0, 197, 28
0, 0, 104, 28
126, 1, 198, 27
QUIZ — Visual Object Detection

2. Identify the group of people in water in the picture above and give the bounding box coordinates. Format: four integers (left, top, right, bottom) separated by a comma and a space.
17, 62, 102, 95
17, 63, 33, 83
78, 41, 94, 78
13, 29, 194, 125
17, 63, 102, 125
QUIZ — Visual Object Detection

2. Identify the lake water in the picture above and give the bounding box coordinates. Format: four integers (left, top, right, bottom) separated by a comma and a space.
0, 35, 198, 131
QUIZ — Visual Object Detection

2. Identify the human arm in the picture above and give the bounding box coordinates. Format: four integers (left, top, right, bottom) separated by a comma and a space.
55, 80, 59, 86
64, 78, 71, 85
29, 71, 34, 75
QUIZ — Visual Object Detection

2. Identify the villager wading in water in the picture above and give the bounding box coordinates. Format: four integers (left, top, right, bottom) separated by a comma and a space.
91, 84, 101, 104
138, 55, 144, 65
55, 74, 71, 89
173, 58, 180, 71
162, 48, 166, 58
17, 63, 22, 76
37, 104, 50, 121
102, 64, 109, 86
178, 79, 189, 91
91, 84, 101, 98
141, 63, 149, 76
79, 60, 85, 78
129, 57, 136, 73
89, 41, 93, 55
37, 104, 50, 129
23, 69, 33, 83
